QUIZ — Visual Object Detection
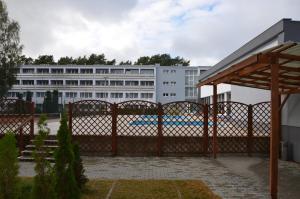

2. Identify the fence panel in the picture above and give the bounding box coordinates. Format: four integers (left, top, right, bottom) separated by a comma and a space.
252, 102, 270, 153
209, 102, 249, 153
71, 100, 113, 154
116, 100, 159, 155
162, 101, 206, 155
0, 98, 34, 150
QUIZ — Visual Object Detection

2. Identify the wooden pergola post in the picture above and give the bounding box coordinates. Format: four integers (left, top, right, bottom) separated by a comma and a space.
213, 84, 218, 158
270, 57, 280, 199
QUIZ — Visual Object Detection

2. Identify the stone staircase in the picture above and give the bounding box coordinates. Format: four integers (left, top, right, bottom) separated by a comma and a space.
18, 137, 58, 162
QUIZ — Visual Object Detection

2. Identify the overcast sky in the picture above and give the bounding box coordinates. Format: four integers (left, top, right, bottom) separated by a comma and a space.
4, 0, 300, 65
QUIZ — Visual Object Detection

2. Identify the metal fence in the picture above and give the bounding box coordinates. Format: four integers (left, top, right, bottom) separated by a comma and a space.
69, 100, 270, 156
0, 98, 34, 151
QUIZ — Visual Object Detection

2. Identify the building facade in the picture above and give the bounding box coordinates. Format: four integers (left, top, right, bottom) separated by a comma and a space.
198, 18, 300, 162
7, 64, 209, 110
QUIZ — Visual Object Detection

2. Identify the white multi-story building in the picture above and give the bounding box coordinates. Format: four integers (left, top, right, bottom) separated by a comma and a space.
7, 64, 209, 110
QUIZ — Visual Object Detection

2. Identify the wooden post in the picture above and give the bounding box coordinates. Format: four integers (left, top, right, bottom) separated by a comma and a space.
213, 84, 218, 159
203, 104, 209, 155
157, 103, 163, 156
19, 127, 24, 154
278, 95, 282, 159
68, 103, 73, 135
30, 102, 35, 138
270, 58, 280, 199
247, 104, 253, 156
111, 103, 118, 156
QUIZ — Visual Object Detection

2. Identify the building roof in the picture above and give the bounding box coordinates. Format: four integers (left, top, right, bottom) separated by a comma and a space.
197, 42, 300, 94
199, 18, 300, 82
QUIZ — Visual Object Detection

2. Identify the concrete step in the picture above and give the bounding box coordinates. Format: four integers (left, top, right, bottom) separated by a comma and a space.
30, 139, 58, 145
18, 156, 55, 162
22, 150, 54, 156
25, 145, 59, 150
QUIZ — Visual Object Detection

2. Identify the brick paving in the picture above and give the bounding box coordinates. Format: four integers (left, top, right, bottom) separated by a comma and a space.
19, 156, 300, 199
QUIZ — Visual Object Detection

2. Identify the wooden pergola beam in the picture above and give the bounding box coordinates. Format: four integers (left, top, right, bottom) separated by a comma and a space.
275, 52, 300, 62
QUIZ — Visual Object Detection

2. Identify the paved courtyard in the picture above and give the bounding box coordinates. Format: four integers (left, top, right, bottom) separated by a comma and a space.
19, 155, 300, 199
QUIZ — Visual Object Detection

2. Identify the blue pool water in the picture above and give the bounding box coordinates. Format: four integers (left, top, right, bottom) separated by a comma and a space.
142, 115, 191, 120
129, 120, 213, 126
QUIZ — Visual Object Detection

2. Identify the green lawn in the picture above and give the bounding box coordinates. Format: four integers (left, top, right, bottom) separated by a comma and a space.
20, 178, 221, 199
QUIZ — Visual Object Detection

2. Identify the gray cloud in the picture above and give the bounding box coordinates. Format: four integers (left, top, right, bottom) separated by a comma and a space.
3, 0, 300, 65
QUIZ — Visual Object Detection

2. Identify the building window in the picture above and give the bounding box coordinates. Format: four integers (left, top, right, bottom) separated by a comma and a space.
95, 80, 109, 86
22, 80, 34, 85
36, 80, 49, 85
95, 69, 109, 74
37, 68, 49, 74
96, 92, 108, 98
141, 93, 153, 99
111, 93, 123, 98
201, 96, 210, 104
170, 81, 176, 86
51, 68, 64, 74
185, 87, 197, 98
80, 80, 93, 86
163, 81, 169, 85
36, 92, 45, 98
6, 92, 18, 97
125, 93, 138, 99
51, 80, 63, 85
14, 80, 20, 85
125, 81, 139, 86
110, 80, 123, 86
80, 92, 93, 98
163, 69, 169, 74
125, 69, 139, 74
140, 81, 154, 86
170, 93, 176, 96
217, 93, 225, 102
163, 93, 169, 97
80, 68, 93, 74
170, 70, 176, 73
200, 70, 207, 74
66, 68, 78, 74
140, 69, 154, 75
22, 68, 34, 74
110, 69, 124, 74
226, 92, 231, 102
65, 92, 77, 98
66, 80, 78, 86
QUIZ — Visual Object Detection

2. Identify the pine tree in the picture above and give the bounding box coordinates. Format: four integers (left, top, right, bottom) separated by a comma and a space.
32, 115, 56, 199
73, 143, 88, 190
54, 112, 80, 199
0, 133, 19, 199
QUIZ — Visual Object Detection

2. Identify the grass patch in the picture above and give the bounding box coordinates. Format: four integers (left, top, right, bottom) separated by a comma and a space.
19, 177, 220, 199
82, 179, 114, 199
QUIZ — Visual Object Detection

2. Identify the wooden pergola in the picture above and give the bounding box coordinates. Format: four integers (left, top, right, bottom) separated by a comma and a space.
197, 42, 300, 198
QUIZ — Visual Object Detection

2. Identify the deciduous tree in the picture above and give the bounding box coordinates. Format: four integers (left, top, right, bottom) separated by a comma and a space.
0, 0, 22, 97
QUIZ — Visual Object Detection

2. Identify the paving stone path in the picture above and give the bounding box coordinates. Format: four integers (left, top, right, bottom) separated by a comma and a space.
20, 156, 270, 198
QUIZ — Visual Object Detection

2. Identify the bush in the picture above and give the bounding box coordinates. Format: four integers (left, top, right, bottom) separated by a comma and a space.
54, 112, 80, 199
73, 143, 88, 190
32, 115, 56, 199
0, 133, 19, 199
